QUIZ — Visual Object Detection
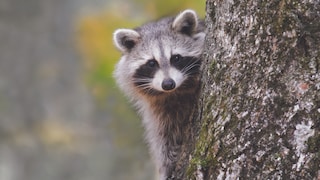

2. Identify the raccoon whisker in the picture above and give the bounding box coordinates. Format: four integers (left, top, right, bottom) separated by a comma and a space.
140, 85, 155, 94
118, 81, 151, 90
183, 60, 200, 70
181, 61, 201, 74
139, 84, 150, 89
133, 81, 150, 87
135, 83, 155, 93
120, 81, 144, 86
133, 81, 152, 86
133, 78, 152, 83
133, 82, 158, 94
186, 63, 201, 71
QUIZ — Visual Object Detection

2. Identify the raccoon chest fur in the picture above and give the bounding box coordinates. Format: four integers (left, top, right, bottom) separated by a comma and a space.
141, 90, 199, 179
113, 9, 205, 180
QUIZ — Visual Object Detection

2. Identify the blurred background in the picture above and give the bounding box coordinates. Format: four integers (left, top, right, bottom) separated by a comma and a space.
0, 0, 204, 179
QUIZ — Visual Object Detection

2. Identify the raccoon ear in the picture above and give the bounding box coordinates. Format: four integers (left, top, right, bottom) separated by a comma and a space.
172, 9, 198, 36
113, 29, 140, 53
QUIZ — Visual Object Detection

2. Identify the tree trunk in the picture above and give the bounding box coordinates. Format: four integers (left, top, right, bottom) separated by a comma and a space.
174, 0, 320, 179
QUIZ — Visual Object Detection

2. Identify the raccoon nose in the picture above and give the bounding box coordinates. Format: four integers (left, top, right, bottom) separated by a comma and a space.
162, 78, 176, 91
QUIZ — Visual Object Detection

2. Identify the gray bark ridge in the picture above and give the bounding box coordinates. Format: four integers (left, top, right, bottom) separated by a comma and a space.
187, 0, 320, 179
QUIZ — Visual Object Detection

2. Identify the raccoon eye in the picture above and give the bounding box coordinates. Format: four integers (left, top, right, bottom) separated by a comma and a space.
170, 54, 182, 63
146, 59, 158, 68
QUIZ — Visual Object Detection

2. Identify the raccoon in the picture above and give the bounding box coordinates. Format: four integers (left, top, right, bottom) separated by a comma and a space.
113, 9, 205, 179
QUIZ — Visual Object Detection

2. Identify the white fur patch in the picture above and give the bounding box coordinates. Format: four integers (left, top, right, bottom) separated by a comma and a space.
152, 70, 165, 91
151, 68, 185, 92
169, 68, 185, 88
152, 44, 162, 62
163, 44, 172, 61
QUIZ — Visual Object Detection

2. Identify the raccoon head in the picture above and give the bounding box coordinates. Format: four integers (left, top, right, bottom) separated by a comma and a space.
113, 9, 205, 97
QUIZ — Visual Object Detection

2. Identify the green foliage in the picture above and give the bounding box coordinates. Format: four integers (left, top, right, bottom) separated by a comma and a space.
134, 0, 206, 18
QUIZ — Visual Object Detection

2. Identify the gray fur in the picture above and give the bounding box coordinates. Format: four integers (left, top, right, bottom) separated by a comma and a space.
113, 9, 205, 180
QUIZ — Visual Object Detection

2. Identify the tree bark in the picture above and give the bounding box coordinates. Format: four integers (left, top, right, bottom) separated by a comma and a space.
174, 0, 320, 179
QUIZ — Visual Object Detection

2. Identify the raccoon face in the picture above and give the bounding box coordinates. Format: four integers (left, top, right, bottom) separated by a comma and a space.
113, 9, 205, 96
131, 54, 201, 95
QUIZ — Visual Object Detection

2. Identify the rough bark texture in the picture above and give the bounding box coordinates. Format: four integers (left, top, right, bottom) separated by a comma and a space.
181, 0, 320, 179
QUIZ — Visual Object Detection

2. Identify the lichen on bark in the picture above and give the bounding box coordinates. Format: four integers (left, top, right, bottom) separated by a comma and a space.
187, 0, 320, 179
